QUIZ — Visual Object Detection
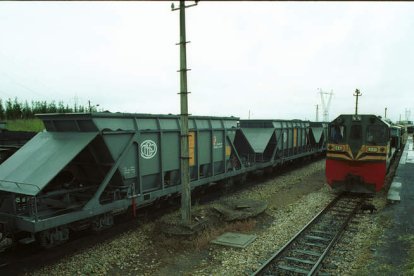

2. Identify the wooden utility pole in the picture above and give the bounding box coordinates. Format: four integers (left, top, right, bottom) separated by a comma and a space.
315, 104, 319, 122
353, 89, 362, 115
172, 0, 197, 225
88, 100, 99, 113
385, 107, 387, 119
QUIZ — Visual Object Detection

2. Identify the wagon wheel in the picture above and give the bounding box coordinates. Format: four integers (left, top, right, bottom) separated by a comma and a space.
38, 230, 56, 249
38, 228, 69, 249
91, 214, 114, 232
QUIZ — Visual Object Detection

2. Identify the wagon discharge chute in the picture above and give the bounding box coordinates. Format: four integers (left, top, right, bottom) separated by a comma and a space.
0, 132, 98, 196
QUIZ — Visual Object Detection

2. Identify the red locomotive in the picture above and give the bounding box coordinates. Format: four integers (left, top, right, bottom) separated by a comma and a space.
326, 114, 395, 193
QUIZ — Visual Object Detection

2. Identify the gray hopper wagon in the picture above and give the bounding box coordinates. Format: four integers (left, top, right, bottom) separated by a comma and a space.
0, 113, 327, 249
236, 119, 327, 167
0, 113, 239, 248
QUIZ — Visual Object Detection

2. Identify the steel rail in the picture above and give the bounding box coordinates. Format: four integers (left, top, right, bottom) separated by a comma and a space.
308, 196, 364, 275
252, 193, 364, 276
252, 194, 343, 275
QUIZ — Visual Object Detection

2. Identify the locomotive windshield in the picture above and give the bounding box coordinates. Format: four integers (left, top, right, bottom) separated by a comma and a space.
366, 125, 388, 144
329, 125, 345, 143
350, 125, 362, 140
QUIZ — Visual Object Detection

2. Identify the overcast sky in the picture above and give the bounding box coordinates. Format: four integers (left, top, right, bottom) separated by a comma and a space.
0, 1, 413, 122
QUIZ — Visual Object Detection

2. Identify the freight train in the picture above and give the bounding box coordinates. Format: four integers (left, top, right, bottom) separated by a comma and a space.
0, 113, 327, 251
326, 114, 403, 193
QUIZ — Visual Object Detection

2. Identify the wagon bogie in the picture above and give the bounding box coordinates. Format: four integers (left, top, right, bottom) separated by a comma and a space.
37, 226, 70, 249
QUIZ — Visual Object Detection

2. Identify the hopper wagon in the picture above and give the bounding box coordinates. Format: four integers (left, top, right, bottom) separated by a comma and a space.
0, 113, 327, 250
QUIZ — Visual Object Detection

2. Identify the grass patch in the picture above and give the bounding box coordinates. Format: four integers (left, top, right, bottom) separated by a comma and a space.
401, 235, 414, 274
5, 119, 44, 132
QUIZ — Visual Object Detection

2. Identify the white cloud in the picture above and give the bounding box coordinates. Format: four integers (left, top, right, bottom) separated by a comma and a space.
0, 2, 413, 122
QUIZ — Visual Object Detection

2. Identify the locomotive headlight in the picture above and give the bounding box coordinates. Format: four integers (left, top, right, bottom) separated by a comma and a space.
334, 145, 343, 151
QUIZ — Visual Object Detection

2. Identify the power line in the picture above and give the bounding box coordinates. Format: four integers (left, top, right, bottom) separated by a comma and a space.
0, 50, 57, 98
318, 88, 333, 122
0, 71, 47, 98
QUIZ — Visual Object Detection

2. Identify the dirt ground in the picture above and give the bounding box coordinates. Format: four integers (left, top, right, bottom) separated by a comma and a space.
146, 164, 328, 275
266, 169, 326, 210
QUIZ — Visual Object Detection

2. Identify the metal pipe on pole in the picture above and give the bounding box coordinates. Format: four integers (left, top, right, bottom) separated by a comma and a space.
353, 89, 362, 115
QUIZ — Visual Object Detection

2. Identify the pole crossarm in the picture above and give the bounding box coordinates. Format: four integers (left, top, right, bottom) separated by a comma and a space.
172, 3, 198, 11
176, 41, 191, 45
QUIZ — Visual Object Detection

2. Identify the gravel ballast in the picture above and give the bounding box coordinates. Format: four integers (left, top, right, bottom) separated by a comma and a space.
31, 159, 394, 275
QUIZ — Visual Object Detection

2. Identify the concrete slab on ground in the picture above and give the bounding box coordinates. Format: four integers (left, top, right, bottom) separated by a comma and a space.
210, 232, 256, 248
387, 181, 402, 202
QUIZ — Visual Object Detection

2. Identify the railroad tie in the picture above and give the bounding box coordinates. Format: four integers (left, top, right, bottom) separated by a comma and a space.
285, 256, 316, 265
310, 229, 332, 235
305, 235, 331, 242
278, 264, 310, 274
303, 242, 326, 248
294, 249, 322, 257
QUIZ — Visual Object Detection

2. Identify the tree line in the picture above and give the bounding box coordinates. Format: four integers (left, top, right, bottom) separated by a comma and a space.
0, 98, 99, 120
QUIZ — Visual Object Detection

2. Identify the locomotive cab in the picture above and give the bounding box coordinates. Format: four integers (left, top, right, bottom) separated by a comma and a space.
326, 114, 391, 193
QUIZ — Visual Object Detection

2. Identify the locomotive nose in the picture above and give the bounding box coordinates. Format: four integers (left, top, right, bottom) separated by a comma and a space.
350, 142, 363, 159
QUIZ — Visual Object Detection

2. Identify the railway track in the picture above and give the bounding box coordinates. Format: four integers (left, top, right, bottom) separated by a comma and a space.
252, 193, 369, 276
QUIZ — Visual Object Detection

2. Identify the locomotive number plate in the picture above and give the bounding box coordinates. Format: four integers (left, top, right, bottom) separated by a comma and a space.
367, 147, 378, 152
